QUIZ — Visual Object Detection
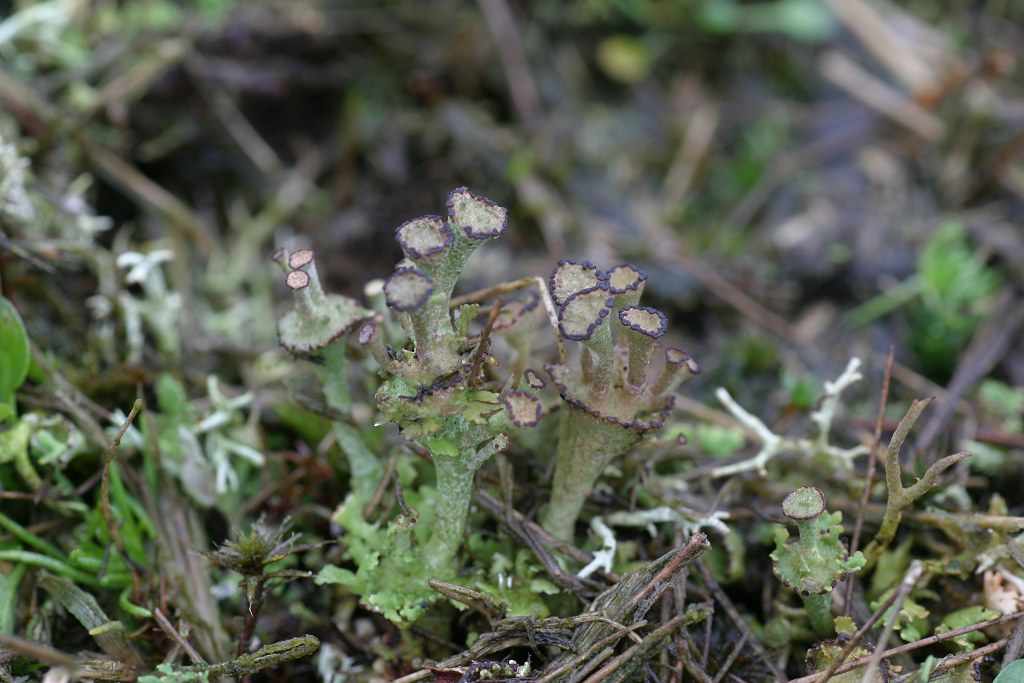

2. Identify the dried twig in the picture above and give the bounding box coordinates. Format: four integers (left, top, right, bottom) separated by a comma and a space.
698, 561, 786, 683
99, 399, 143, 575
846, 348, 894, 612
819, 51, 944, 141
789, 610, 1024, 683
862, 398, 970, 568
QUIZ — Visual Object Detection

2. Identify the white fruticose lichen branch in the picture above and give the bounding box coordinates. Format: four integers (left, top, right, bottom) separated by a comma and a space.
710, 358, 870, 478
577, 518, 617, 579
811, 357, 862, 448
710, 387, 782, 477
606, 506, 730, 538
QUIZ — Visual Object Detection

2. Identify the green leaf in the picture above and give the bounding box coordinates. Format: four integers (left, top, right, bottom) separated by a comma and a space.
934, 605, 1001, 651
424, 437, 459, 458
138, 663, 211, 683
0, 296, 29, 417
995, 660, 1024, 683
0, 564, 25, 634
918, 223, 1000, 305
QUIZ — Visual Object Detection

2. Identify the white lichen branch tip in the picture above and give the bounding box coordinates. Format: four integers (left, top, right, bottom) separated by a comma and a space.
577, 518, 617, 579
710, 387, 781, 478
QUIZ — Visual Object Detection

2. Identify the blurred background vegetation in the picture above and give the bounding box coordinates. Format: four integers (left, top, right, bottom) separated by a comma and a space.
1, 0, 1023, 679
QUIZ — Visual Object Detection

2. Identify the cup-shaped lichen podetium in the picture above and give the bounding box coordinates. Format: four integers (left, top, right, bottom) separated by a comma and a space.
771, 486, 866, 636
443, 187, 508, 295
541, 261, 700, 542
382, 265, 462, 379
277, 250, 373, 413
619, 306, 667, 393
607, 263, 647, 312
558, 286, 616, 396
549, 260, 604, 308
276, 250, 380, 501
364, 189, 542, 575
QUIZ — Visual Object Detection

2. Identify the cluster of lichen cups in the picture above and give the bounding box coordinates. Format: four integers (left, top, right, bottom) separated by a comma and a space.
275, 189, 705, 624
276, 189, 546, 623
366, 188, 546, 574
540, 260, 701, 541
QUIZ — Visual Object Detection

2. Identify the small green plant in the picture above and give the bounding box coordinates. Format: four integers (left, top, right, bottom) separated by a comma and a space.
274, 247, 382, 503
771, 486, 866, 636
848, 222, 1002, 383
0, 295, 29, 423
204, 516, 310, 656
364, 188, 541, 573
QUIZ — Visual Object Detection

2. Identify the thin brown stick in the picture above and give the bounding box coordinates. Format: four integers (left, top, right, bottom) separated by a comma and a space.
624, 533, 709, 615
537, 621, 649, 682
0, 633, 79, 669
927, 638, 1008, 674
468, 298, 504, 387
99, 399, 143, 574
476, 0, 541, 128
860, 562, 924, 683
450, 276, 565, 366
788, 610, 1024, 683
185, 54, 281, 176
678, 632, 717, 683
153, 608, 206, 665
819, 50, 944, 140
846, 348, 894, 612
711, 632, 750, 683
473, 488, 619, 584
1002, 616, 1024, 666
77, 136, 212, 249
580, 615, 691, 683
698, 561, 786, 683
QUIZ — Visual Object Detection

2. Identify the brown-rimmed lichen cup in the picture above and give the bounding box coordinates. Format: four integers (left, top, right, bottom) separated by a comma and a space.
364, 189, 536, 574
541, 261, 700, 542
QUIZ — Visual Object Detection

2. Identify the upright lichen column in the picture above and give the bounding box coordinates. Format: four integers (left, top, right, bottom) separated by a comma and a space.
540, 260, 700, 542
770, 486, 866, 636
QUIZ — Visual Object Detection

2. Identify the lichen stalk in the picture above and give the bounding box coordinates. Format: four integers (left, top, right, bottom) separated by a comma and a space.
410, 293, 459, 373
288, 249, 326, 305
579, 343, 594, 384
861, 398, 971, 569
619, 307, 666, 393
425, 444, 484, 573
584, 321, 615, 398
625, 335, 656, 392
651, 347, 700, 399
771, 487, 865, 637
803, 593, 834, 636
286, 271, 317, 321
426, 462, 474, 574
358, 321, 396, 374
541, 406, 642, 541
607, 264, 647, 311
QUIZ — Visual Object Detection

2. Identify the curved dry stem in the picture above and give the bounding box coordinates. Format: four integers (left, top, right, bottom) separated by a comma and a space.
862, 397, 971, 568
